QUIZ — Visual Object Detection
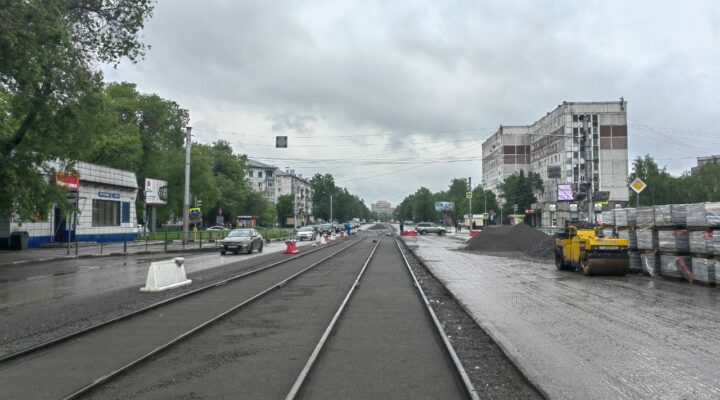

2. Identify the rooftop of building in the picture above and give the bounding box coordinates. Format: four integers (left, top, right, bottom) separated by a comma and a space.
247, 159, 278, 169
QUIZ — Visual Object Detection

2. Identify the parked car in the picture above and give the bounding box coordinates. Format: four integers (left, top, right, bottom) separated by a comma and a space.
206, 225, 229, 231
415, 222, 446, 236
296, 226, 317, 241
220, 228, 263, 255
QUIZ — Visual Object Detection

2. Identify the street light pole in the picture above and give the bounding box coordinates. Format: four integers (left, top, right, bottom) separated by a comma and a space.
330, 194, 333, 222
182, 126, 192, 244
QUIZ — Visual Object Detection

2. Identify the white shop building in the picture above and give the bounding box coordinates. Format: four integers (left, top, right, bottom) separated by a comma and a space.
0, 162, 139, 249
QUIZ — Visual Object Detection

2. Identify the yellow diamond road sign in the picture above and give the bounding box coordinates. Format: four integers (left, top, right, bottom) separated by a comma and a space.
630, 177, 647, 194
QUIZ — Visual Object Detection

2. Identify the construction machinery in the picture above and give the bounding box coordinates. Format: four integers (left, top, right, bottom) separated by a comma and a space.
554, 222, 629, 276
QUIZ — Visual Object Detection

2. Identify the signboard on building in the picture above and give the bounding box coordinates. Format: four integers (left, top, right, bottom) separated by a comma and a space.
55, 173, 79, 191
145, 178, 168, 205
557, 184, 573, 201
98, 191, 120, 199
434, 201, 455, 212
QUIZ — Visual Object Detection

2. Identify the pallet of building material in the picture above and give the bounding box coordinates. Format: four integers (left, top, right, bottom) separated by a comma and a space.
641, 251, 660, 277
658, 229, 690, 253
637, 228, 658, 250
691, 257, 716, 286
626, 208, 637, 227
660, 254, 693, 282
686, 202, 720, 227
654, 205, 673, 227
601, 210, 615, 226
617, 229, 638, 250
629, 251, 642, 273
689, 230, 714, 255
615, 209, 628, 227
637, 206, 655, 229
601, 228, 615, 238
715, 230, 720, 256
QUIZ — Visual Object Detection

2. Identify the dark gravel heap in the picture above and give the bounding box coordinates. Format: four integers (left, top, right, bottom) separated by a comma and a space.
367, 224, 389, 230
465, 224, 549, 253
399, 240, 543, 399
524, 235, 556, 260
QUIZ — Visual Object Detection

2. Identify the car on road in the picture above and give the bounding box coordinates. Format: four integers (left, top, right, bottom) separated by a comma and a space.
415, 222, 447, 236
296, 226, 317, 241
319, 223, 334, 236
220, 228, 264, 255
206, 225, 229, 231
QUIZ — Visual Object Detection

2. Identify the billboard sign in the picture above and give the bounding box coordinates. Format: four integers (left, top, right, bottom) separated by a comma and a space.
557, 184, 574, 201
145, 178, 168, 205
547, 165, 562, 179
55, 173, 79, 191
435, 201, 455, 212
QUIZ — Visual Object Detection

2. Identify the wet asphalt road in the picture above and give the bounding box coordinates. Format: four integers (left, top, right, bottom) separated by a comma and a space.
0, 239, 359, 399
407, 234, 720, 400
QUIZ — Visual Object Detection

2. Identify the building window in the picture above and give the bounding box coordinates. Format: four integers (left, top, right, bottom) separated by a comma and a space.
92, 199, 120, 226
248, 171, 253, 177
258, 171, 263, 178
121, 202, 130, 223
258, 182, 262, 188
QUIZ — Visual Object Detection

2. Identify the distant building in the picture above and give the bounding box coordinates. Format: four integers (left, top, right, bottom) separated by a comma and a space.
481, 100, 629, 227
691, 155, 720, 173
246, 159, 278, 204
371, 200, 395, 217
275, 169, 314, 225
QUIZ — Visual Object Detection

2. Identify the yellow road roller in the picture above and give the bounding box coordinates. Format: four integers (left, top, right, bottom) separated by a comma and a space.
554, 223, 629, 276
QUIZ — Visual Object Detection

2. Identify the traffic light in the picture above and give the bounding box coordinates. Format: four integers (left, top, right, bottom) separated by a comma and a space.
574, 183, 588, 201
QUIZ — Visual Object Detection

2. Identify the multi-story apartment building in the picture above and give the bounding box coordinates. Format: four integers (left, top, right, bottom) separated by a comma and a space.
246, 159, 278, 204
275, 169, 314, 225
371, 200, 395, 217
481, 100, 629, 227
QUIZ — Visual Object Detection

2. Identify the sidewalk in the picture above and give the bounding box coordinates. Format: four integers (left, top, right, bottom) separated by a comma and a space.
0, 237, 291, 267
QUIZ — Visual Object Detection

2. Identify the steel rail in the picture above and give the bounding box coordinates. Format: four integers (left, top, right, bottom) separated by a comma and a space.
0, 238, 350, 364
393, 236, 480, 400
61, 238, 366, 400
285, 237, 383, 400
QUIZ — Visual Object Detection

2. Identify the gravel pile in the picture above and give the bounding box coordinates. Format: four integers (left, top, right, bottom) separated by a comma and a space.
367, 224, 389, 230
524, 235, 556, 260
465, 224, 549, 253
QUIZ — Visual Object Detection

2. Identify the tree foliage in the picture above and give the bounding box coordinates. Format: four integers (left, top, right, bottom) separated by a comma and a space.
497, 170, 543, 216
0, 0, 155, 219
310, 173, 370, 222
629, 155, 720, 205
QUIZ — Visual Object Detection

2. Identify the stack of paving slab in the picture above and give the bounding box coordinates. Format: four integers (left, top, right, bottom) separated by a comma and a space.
617, 202, 720, 286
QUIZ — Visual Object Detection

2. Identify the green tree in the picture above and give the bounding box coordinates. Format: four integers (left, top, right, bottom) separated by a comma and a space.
496, 170, 543, 217
0, 0, 155, 219
275, 194, 294, 226
628, 155, 682, 206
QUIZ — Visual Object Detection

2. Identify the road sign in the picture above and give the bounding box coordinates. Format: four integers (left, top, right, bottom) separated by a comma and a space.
629, 177, 647, 194
466, 192, 472, 199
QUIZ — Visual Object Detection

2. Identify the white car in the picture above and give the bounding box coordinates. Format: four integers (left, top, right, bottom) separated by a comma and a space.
296, 226, 317, 241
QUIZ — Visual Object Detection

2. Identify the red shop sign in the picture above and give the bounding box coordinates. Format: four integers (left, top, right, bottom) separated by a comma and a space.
55, 173, 79, 191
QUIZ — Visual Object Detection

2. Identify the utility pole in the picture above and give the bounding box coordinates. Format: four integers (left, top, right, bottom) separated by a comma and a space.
292, 175, 297, 231
330, 194, 333, 222
583, 116, 594, 223
182, 126, 192, 244
468, 177, 472, 229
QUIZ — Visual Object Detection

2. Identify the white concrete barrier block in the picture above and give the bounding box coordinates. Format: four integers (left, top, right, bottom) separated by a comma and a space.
140, 257, 192, 292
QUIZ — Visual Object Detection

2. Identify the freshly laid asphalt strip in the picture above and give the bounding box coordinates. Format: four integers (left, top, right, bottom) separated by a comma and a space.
0, 240, 360, 400
85, 240, 377, 399
297, 239, 468, 400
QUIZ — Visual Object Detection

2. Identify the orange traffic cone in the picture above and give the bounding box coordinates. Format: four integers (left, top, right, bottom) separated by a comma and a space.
284, 240, 299, 254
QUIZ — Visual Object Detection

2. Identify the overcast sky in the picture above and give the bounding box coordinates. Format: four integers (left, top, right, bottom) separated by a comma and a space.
102, 0, 720, 207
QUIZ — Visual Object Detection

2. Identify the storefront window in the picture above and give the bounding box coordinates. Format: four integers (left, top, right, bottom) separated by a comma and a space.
92, 199, 121, 226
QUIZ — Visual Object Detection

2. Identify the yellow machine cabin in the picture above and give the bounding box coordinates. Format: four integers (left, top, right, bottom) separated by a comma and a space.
554, 223, 629, 276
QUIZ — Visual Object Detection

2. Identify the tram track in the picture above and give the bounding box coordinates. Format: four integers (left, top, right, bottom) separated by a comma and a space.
0, 237, 364, 400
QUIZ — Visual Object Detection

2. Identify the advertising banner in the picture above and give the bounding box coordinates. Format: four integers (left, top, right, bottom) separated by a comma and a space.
55, 173, 79, 191
435, 201, 455, 212
557, 184, 573, 201
145, 178, 168, 205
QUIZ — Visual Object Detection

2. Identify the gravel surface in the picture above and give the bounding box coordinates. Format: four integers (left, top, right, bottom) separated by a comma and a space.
398, 238, 544, 400
0, 241, 341, 357
465, 224, 548, 253
524, 235, 556, 260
